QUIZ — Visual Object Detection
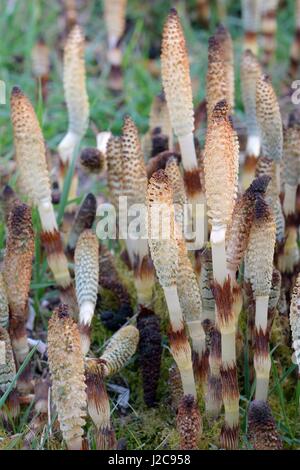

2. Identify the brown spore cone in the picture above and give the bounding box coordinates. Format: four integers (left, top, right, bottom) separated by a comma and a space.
137, 306, 162, 407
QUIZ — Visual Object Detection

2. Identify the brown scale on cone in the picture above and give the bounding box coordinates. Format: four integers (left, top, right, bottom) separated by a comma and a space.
206, 36, 227, 123
161, 8, 194, 139
137, 306, 162, 407
204, 99, 239, 228
47, 304, 87, 451
67, 193, 97, 258
106, 136, 124, 207
4, 203, 34, 364
80, 147, 105, 174
247, 400, 283, 449
176, 394, 202, 450
260, 0, 279, 67
226, 175, 270, 276
215, 25, 234, 112
256, 74, 283, 163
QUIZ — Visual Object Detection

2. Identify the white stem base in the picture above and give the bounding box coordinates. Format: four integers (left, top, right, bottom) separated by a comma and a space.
180, 368, 197, 397
255, 376, 269, 401
246, 135, 260, 158
221, 330, 236, 364
187, 320, 206, 355
79, 301, 95, 326
58, 131, 81, 164
0, 340, 5, 365
96, 132, 112, 155
255, 295, 269, 332
38, 200, 58, 232
163, 286, 184, 331
178, 133, 198, 171
210, 226, 227, 284
283, 183, 297, 216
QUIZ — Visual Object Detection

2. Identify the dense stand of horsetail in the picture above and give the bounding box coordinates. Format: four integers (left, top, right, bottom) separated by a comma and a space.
1, 0, 300, 451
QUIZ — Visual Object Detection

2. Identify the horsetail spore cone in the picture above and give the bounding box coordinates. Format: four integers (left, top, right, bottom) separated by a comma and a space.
4, 202, 34, 364
177, 239, 207, 384
204, 99, 239, 283
48, 304, 87, 450
247, 400, 283, 450
226, 175, 270, 278
0, 327, 17, 394
137, 307, 162, 407
245, 197, 276, 401
290, 273, 300, 376
161, 9, 202, 223
256, 74, 283, 165
75, 229, 99, 355
176, 394, 202, 450
58, 25, 89, 164
147, 170, 196, 397
10, 86, 71, 289
241, 50, 262, 161
203, 99, 240, 448
100, 325, 139, 377
206, 35, 227, 123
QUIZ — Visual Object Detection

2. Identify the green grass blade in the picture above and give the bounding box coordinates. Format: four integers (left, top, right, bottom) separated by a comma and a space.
0, 344, 38, 409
